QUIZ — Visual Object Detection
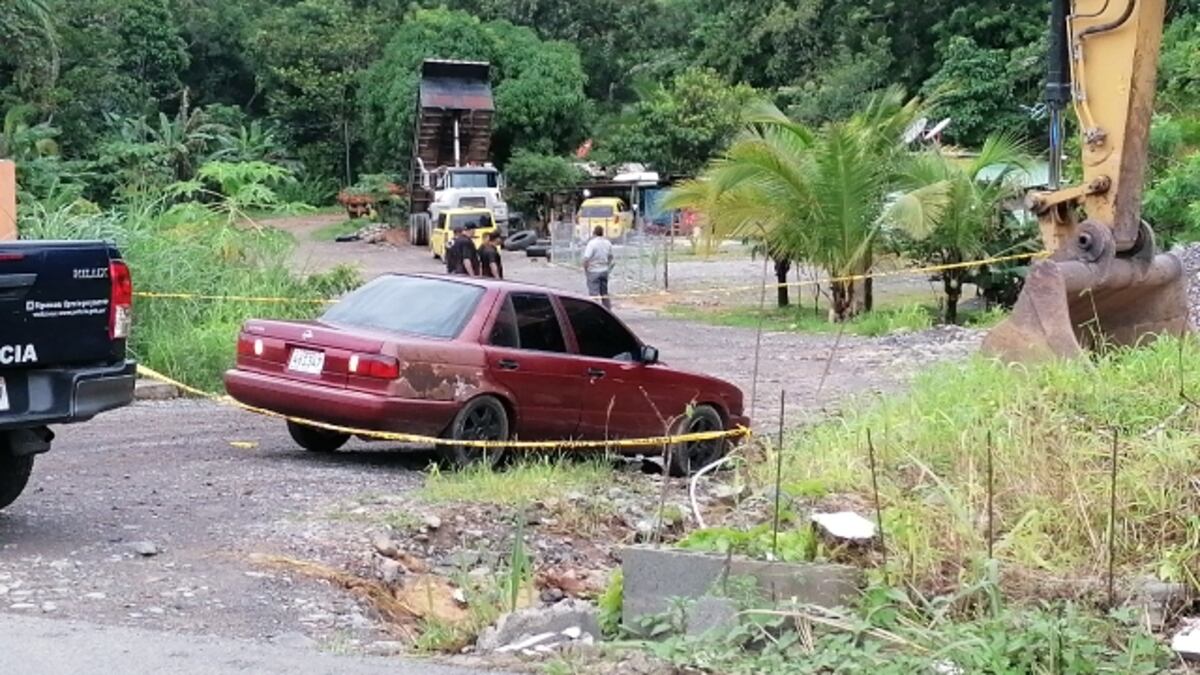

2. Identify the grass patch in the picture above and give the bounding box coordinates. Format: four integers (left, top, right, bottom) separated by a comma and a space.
421, 457, 613, 506
754, 337, 1200, 595
667, 302, 1006, 337
21, 200, 360, 390
311, 218, 366, 242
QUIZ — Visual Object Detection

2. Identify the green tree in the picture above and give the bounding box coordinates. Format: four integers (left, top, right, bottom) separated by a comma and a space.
602, 68, 754, 177
46, 0, 190, 157
251, 0, 385, 185
503, 150, 584, 221
921, 36, 1042, 148
359, 8, 588, 174
895, 136, 1032, 323
669, 92, 947, 321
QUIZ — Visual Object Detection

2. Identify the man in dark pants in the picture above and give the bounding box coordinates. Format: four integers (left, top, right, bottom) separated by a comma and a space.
479, 231, 504, 279
445, 224, 480, 276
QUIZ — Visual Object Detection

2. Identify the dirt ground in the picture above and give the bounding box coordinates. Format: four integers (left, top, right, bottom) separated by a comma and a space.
0, 213, 984, 668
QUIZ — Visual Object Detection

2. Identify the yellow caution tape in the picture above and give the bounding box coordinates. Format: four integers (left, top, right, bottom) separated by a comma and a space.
136, 364, 751, 450
131, 251, 1047, 306
134, 291, 333, 305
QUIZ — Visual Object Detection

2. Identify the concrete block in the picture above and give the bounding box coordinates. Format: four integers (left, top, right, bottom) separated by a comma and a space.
686, 596, 739, 636
134, 379, 180, 401
620, 546, 862, 630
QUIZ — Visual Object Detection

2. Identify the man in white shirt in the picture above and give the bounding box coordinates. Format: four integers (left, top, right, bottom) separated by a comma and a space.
581, 226, 615, 308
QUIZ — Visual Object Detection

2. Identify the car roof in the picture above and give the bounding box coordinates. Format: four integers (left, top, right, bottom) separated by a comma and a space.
443, 208, 494, 216
582, 197, 623, 205
392, 273, 594, 302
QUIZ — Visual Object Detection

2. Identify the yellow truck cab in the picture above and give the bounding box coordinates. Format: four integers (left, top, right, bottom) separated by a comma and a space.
577, 197, 633, 240
430, 208, 497, 260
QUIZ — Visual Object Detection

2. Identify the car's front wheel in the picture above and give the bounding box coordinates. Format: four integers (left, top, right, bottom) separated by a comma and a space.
0, 453, 34, 510
666, 405, 729, 477
441, 396, 509, 469
287, 421, 350, 453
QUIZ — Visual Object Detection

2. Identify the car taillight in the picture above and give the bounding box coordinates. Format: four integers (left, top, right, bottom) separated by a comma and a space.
237, 335, 264, 357
109, 260, 133, 340
348, 354, 400, 379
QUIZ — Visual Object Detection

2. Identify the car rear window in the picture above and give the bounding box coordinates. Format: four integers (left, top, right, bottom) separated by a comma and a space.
321, 276, 483, 339
581, 205, 614, 218
450, 213, 493, 230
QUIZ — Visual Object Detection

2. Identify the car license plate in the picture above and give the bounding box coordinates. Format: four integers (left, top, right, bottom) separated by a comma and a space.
0, 377, 8, 412
288, 348, 325, 375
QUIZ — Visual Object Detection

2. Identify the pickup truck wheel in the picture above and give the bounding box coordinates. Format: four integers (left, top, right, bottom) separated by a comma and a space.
287, 421, 350, 453
666, 405, 728, 477
0, 454, 34, 510
441, 396, 508, 469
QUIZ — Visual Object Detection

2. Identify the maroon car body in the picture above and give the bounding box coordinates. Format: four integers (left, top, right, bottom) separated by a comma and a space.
224, 274, 747, 463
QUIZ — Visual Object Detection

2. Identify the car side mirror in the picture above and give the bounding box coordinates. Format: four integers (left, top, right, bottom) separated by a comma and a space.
639, 345, 659, 365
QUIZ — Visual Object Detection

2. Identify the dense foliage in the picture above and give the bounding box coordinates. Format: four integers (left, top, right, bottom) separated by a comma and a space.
4, 1, 1200, 239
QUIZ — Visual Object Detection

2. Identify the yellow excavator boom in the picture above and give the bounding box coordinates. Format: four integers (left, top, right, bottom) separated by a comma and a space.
983, 0, 1189, 362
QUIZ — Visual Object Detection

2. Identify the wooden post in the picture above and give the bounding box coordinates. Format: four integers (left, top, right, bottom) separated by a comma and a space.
0, 160, 16, 241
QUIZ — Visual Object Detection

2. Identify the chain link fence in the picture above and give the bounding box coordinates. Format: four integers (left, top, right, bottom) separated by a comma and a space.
549, 221, 670, 295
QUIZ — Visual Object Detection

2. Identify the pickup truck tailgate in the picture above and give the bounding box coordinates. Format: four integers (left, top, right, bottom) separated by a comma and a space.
0, 241, 122, 370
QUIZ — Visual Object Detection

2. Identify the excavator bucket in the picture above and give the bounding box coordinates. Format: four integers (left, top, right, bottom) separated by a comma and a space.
983, 223, 1190, 362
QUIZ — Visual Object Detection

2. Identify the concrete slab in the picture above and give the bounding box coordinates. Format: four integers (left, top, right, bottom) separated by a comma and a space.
620, 547, 862, 631
134, 379, 181, 401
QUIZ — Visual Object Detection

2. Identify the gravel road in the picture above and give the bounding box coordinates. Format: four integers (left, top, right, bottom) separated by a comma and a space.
0, 614, 497, 675
0, 214, 983, 671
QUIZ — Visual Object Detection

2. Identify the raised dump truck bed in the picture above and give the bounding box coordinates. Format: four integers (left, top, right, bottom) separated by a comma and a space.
410, 60, 495, 217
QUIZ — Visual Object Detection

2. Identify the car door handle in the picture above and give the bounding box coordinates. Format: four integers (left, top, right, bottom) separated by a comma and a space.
498, 359, 520, 371
587, 368, 606, 380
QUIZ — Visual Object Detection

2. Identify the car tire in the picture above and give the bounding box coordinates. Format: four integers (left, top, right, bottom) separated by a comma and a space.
666, 405, 729, 477
287, 421, 350, 453
441, 396, 509, 469
0, 453, 34, 511
503, 230, 538, 251
526, 244, 550, 258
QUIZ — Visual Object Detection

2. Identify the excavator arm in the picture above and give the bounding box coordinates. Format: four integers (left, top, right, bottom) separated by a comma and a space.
983, 0, 1189, 361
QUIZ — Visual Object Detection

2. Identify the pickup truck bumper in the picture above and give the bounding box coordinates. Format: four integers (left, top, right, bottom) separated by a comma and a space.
0, 361, 137, 432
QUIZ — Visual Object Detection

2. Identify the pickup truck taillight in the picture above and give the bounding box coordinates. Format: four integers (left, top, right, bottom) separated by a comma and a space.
348, 354, 399, 379
109, 260, 133, 340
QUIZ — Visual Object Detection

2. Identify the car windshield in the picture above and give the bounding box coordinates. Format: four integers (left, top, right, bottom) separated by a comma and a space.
581, 205, 614, 218
450, 213, 493, 230
449, 171, 498, 188
321, 276, 484, 339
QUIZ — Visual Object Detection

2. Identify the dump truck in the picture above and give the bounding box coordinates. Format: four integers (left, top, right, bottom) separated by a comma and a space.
408, 60, 510, 247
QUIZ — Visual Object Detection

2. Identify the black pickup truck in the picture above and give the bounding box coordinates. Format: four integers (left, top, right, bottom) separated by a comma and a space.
0, 241, 137, 509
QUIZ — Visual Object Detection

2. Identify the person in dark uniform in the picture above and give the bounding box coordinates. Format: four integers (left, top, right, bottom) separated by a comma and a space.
444, 224, 480, 276
478, 231, 504, 279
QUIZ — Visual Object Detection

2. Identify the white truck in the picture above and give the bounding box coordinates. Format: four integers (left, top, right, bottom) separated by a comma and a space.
408, 60, 511, 244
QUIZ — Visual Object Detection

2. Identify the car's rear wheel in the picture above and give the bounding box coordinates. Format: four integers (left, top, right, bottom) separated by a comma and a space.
287, 421, 350, 453
666, 405, 728, 477
441, 396, 509, 469
410, 213, 431, 246
0, 453, 34, 511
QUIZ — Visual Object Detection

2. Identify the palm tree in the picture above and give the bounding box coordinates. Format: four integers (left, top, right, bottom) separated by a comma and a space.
895, 136, 1031, 324
668, 90, 947, 321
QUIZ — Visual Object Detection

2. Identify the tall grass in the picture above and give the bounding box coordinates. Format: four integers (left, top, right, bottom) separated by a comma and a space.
755, 337, 1200, 595
20, 199, 358, 390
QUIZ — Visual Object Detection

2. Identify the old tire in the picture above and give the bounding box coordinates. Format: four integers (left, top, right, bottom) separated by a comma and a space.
666, 405, 728, 477
410, 214, 431, 247
441, 396, 509, 469
0, 453, 34, 511
503, 230, 538, 251
287, 421, 350, 453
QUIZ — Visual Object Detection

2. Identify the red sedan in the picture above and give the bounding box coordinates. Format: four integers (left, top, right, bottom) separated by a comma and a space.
224, 274, 747, 475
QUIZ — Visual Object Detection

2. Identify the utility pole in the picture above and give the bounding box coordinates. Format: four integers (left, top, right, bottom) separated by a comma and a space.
0, 160, 16, 241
